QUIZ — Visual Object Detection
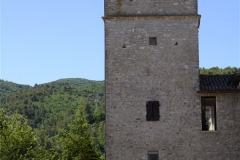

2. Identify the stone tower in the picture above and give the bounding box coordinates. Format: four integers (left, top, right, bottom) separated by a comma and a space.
104, 0, 201, 159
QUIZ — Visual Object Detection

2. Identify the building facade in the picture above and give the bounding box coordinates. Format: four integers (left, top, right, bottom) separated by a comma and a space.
104, 0, 240, 159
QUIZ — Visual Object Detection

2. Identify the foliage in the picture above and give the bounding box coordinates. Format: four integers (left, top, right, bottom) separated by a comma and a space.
0, 79, 30, 98
200, 66, 239, 75
0, 79, 105, 159
0, 109, 50, 159
49, 78, 103, 87
60, 99, 103, 160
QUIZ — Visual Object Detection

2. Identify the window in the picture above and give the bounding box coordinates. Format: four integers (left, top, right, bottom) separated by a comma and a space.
149, 37, 157, 45
201, 97, 216, 131
148, 151, 159, 160
146, 101, 160, 121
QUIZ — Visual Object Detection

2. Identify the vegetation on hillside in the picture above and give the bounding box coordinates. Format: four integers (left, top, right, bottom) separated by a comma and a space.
0, 79, 105, 159
200, 66, 239, 75
0, 109, 48, 159
49, 78, 103, 87
0, 79, 30, 98
60, 99, 103, 160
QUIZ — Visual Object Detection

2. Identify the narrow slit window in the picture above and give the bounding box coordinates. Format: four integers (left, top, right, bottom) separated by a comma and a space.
149, 37, 157, 45
201, 97, 217, 131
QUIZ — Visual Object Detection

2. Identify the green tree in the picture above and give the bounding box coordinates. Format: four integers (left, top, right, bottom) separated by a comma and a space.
0, 110, 37, 159
60, 99, 103, 160
200, 66, 239, 75
0, 81, 105, 156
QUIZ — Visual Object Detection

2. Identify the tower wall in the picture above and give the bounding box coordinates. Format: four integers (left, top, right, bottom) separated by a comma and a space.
104, 0, 203, 159
104, 16, 201, 159
105, 0, 197, 16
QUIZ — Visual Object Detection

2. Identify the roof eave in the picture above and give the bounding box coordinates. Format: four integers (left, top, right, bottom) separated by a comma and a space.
198, 90, 240, 94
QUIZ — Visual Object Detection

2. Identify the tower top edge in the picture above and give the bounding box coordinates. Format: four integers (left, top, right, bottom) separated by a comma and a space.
102, 15, 201, 21
104, 0, 198, 16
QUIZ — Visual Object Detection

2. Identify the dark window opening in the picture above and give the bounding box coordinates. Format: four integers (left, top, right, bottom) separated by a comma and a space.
149, 37, 157, 45
146, 101, 160, 121
148, 151, 159, 160
201, 97, 217, 131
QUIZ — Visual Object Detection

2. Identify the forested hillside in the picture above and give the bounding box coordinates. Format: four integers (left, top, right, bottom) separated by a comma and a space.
49, 78, 103, 87
0, 79, 105, 159
0, 80, 30, 98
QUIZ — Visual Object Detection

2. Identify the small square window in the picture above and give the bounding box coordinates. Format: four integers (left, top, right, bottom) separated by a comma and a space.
146, 101, 160, 121
148, 151, 159, 160
201, 97, 217, 131
149, 37, 157, 45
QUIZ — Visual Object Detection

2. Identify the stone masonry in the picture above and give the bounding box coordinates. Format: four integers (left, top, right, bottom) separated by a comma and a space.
198, 93, 240, 159
104, 0, 240, 159
105, 0, 197, 16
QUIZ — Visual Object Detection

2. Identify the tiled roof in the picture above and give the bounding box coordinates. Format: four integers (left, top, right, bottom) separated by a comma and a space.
199, 74, 240, 93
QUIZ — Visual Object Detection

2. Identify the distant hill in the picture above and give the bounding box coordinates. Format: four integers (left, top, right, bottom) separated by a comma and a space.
49, 78, 103, 87
0, 78, 103, 98
0, 79, 30, 98
0, 81, 104, 127
0, 81, 105, 156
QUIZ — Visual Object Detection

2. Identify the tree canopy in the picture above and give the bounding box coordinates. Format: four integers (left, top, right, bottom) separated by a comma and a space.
60, 99, 103, 160
200, 66, 239, 75
0, 79, 105, 159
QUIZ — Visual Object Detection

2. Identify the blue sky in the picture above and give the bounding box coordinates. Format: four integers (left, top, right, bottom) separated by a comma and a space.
199, 0, 239, 69
0, 0, 239, 86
